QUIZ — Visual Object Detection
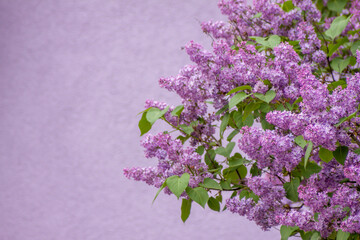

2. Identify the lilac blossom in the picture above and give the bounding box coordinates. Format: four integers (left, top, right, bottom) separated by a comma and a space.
125, 0, 360, 237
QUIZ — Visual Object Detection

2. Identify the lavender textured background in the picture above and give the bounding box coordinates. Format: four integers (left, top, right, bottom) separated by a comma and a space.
0, 1, 280, 239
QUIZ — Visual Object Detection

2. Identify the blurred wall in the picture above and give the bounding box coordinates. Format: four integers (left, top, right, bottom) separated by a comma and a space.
0, 0, 279, 239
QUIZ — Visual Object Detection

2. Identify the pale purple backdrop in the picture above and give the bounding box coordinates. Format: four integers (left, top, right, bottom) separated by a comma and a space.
0, 1, 280, 239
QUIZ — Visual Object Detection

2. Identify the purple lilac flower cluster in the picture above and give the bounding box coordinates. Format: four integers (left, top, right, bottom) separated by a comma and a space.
238, 126, 303, 173
124, 133, 211, 192
125, 0, 360, 238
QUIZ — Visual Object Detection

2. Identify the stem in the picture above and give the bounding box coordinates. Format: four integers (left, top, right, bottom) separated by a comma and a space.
350, 133, 360, 147
314, 24, 336, 82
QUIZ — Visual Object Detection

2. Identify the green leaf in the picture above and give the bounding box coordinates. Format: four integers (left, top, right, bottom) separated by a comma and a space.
228, 157, 245, 169
226, 85, 252, 95
353, 148, 360, 155
179, 121, 197, 135
215, 104, 229, 115
336, 111, 357, 127
328, 79, 347, 91
242, 102, 260, 121
319, 147, 334, 163
283, 177, 300, 202
336, 230, 350, 240
300, 231, 316, 240
328, 37, 349, 56
301, 162, 322, 178
220, 179, 231, 190
171, 105, 184, 117
200, 178, 222, 190
327, 0, 348, 13
232, 111, 243, 128
239, 190, 250, 199
331, 57, 351, 73
280, 225, 299, 240
146, 106, 169, 124
227, 130, 239, 142
207, 197, 220, 212
229, 92, 249, 109
250, 163, 262, 176
349, 56, 357, 66
314, 212, 319, 222
237, 165, 247, 179
177, 135, 190, 144
195, 145, 205, 155
310, 232, 321, 240
186, 187, 209, 208
220, 113, 230, 137
216, 194, 222, 203
250, 35, 281, 49
295, 135, 307, 148
204, 149, 216, 167
304, 141, 313, 169
215, 142, 235, 158
261, 118, 274, 130
350, 40, 360, 55
181, 199, 192, 223
259, 103, 271, 113
325, 15, 351, 40
243, 113, 254, 127
152, 182, 166, 204
282, 0, 295, 12
139, 112, 152, 136
333, 146, 349, 165
252, 12, 262, 19
166, 173, 190, 198
223, 165, 247, 183
254, 90, 276, 103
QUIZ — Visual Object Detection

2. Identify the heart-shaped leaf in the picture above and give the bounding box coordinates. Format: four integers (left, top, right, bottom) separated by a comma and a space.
166, 173, 190, 198
146, 106, 169, 124
333, 146, 349, 165
207, 197, 220, 212
327, 0, 348, 13
186, 187, 209, 208
254, 90, 276, 103
215, 142, 235, 158
319, 147, 334, 163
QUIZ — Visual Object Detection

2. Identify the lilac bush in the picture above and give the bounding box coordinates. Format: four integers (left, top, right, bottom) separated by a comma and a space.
124, 0, 360, 239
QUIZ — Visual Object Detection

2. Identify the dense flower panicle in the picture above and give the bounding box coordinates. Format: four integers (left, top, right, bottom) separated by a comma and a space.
226, 197, 283, 230
312, 50, 327, 65
201, 20, 234, 45
277, 210, 315, 232
247, 177, 285, 200
238, 127, 303, 173
124, 133, 211, 191
293, 0, 321, 21
341, 214, 360, 233
295, 22, 321, 55
344, 152, 360, 184
226, 177, 287, 230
